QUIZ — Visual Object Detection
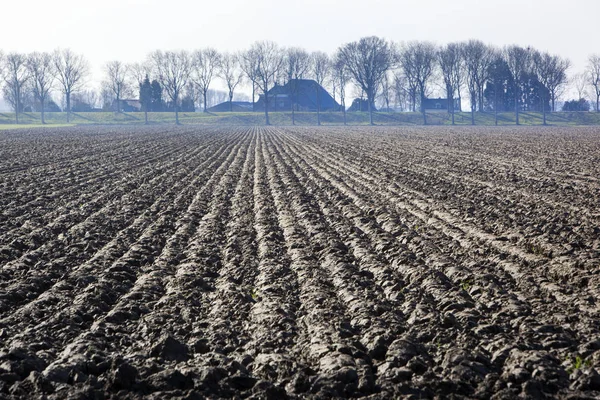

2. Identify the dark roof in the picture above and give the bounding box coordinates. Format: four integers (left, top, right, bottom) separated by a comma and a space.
255, 79, 340, 111
422, 97, 460, 110
208, 101, 254, 112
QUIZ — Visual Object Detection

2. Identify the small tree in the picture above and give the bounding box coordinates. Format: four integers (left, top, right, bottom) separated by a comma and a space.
338, 36, 395, 125
332, 51, 350, 124
150, 50, 191, 124
399, 41, 437, 125
139, 75, 152, 124
587, 55, 600, 112
26, 52, 55, 124
250, 41, 284, 125
438, 43, 463, 124
191, 48, 221, 112
311, 51, 331, 125
219, 52, 244, 112
2, 53, 30, 124
504, 45, 532, 125
53, 49, 89, 122
284, 47, 311, 124
105, 61, 130, 113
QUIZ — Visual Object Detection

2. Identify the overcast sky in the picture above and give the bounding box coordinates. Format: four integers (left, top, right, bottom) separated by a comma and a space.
1, 0, 599, 94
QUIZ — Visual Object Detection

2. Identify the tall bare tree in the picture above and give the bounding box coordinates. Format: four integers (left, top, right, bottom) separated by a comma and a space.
543, 54, 570, 112
2, 53, 30, 124
461, 40, 495, 124
105, 61, 130, 113
338, 36, 395, 125
53, 49, 89, 122
191, 48, 221, 112
504, 45, 532, 125
251, 41, 284, 125
218, 52, 244, 112
399, 41, 437, 125
284, 47, 311, 124
332, 51, 350, 125
150, 50, 191, 124
311, 51, 331, 125
26, 52, 54, 124
571, 72, 589, 103
240, 48, 260, 111
128, 62, 150, 88
533, 51, 571, 124
587, 55, 600, 112
438, 43, 463, 124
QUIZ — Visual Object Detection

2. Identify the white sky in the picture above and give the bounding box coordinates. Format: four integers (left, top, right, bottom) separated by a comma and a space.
1, 0, 599, 97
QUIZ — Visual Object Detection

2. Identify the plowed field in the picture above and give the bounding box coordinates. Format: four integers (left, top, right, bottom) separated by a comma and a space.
1, 126, 599, 399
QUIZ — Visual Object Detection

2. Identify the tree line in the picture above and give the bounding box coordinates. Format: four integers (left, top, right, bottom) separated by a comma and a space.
1, 38, 599, 125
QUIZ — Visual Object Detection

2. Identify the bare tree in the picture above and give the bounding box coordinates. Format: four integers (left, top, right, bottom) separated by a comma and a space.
332, 51, 350, 125
105, 61, 130, 113
311, 51, 331, 125
251, 41, 284, 125
191, 48, 221, 112
543, 54, 570, 112
571, 72, 589, 103
461, 40, 495, 125
150, 50, 191, 124
129, 62, 150, 88
533, 51, 571, 124
218, 52, 244, 112
53, 49, 89, 122
587, 55, 600, 112
338, 36, 395, 125
2, 53, 30, 123
504, 45, 532, 125
399, 41, 437, 125
438, 43, 463, 124
26, 52, 54, 124
240, 48, 260, 111
129, 62, 152, 122
392, 72, 411, 111
378, 71, 393, 111
284, 47, 311, 124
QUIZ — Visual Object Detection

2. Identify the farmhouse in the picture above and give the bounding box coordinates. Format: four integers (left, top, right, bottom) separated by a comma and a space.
113, 99, 142, 112
254, 79, 340, 112
422, 97, 461, 111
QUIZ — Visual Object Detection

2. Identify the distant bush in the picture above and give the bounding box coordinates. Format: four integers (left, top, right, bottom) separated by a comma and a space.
562, 98, 590, 112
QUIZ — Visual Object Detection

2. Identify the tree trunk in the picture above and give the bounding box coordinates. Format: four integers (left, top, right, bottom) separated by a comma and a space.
264, 91, 270, 125
342, 99, 347, 126
542, 93, 547, 125
251, 85, 255, 112
368, 94, 374, 125
144, 110, 148, 124
66, 93, 71, 123
515, 88, 520, 125
229, 92, 234, 112
41, 98, 45, 124
203, 91, 208, 113
421, 91, 427, 125
316, 84, 321, 126
450, 95, 455, 125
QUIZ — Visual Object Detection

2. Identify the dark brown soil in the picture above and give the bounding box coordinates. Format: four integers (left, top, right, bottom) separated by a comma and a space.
0, 125, 599, 399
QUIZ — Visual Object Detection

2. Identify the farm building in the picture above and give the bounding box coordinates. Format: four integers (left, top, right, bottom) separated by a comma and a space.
254, 79, 340, 112
422, 97, 461, 111
113, 99, 142, 112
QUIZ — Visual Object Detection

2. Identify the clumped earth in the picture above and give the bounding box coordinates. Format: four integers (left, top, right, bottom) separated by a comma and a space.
0, 125, 599, 399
